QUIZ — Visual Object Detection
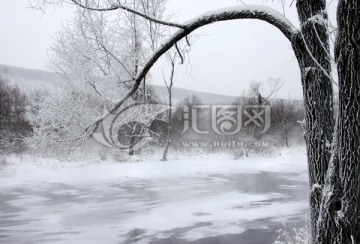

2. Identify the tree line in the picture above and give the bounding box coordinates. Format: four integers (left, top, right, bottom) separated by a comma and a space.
0, 73, 31, 154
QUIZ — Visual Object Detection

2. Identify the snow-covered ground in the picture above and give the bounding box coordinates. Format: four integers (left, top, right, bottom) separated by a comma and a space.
0, 148, 309, 244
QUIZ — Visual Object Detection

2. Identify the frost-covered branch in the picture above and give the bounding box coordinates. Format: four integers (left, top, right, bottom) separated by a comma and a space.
69, 0, 186, 29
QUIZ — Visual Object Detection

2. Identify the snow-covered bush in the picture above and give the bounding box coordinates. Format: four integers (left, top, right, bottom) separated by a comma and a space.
273, 226, 310, 244
26, 84, 102, 157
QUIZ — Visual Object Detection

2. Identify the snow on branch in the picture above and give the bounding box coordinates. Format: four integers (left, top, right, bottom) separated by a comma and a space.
79, 5, 297, 143
183, 5, 297, 36
306, 13, 327, 26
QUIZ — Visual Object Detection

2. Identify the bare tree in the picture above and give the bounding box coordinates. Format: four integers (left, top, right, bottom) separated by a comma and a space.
26, 86, 99, 157
0, 72, 30, 154
0, 75, 13, 154
243, 78, 283, 139
47, 0, 170, 155
271, 98, 302, 148
160, 51, 176, 161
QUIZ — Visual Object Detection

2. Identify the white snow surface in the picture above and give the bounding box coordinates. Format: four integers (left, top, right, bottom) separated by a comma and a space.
0, 148, 309, 243
183, 5, 297, 33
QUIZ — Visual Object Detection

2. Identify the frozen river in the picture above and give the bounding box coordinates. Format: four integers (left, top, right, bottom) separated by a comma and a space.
0, 151, 309, 243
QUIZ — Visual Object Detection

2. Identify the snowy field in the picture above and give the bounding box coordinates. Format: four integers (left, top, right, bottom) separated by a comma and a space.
0, 149, 309, 244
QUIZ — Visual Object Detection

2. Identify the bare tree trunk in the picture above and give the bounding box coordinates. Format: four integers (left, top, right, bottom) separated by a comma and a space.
253, 93, 263, 140
143, 75, 146, 102
316, 1, 360, 242
161, 57, 175, 161
292, 0, 336, 239
161, 97, 172, 161
281, 126, 289, 148
129, 11, 140, 157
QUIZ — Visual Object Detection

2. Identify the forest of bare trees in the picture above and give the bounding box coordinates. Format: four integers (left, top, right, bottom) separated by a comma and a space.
0, 72, 31, 155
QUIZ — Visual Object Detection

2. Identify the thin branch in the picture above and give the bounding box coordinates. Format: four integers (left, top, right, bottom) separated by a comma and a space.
88, 81, 112, 101
185, 36, 191, 46
79, 10, 136, 80
175, 43, 184, 64
70, 0, 186, 29
299, 27, 338, 86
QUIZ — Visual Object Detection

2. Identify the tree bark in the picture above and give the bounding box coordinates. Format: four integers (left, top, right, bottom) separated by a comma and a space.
316, 1, 360, 242
291, 0, 336, 239
334, 0, 360, 236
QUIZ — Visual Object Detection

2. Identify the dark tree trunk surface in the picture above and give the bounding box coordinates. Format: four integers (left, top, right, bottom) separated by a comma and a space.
316, 1, 360, 243
292, 0, 335, 239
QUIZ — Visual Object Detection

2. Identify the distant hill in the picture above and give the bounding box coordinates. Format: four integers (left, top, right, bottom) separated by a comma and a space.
0, 64, 238, 104
0, 64, 63, 93
151, 85, 238, 105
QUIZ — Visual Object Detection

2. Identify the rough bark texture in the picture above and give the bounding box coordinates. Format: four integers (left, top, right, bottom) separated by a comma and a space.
292, 0, 335, 239
317, 1, 360, 243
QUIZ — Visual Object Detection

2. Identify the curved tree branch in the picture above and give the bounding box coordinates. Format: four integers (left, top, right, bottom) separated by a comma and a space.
82, 5, 297, 140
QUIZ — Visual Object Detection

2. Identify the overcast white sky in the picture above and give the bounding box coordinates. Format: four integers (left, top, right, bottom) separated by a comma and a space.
0, 1, 337, 99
